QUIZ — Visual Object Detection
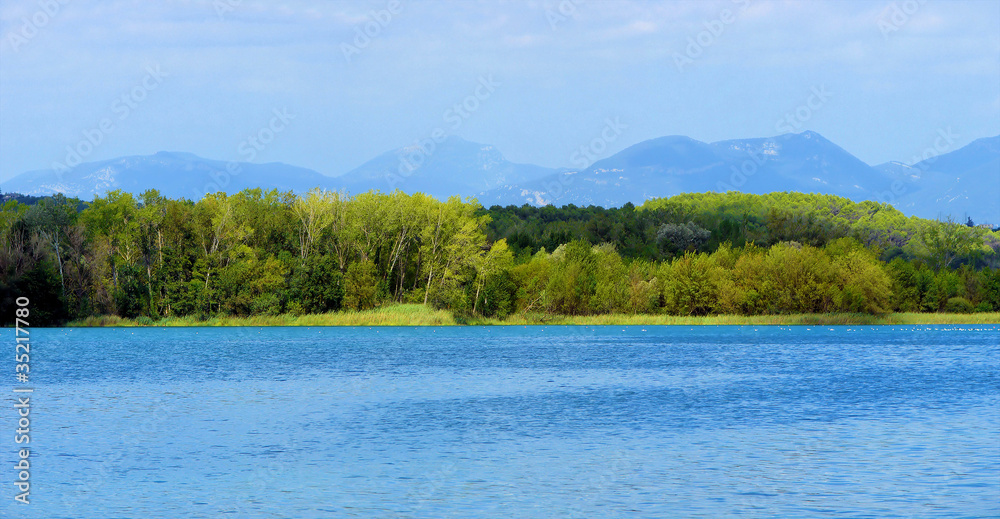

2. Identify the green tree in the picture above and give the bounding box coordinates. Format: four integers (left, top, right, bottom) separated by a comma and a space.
981, 268, 1000, 310
23, 193, 77, 297
591, 243, 628, 314
918, 218, 986, 270
656, 221, 711, 255
546, 240, 597, 315
292, 188, 337, 260
625, 259, 660, 314
79, 190, 142, 315
662, 252, 719, 315
215, 244, 288, 316
419, 197, 486, 309
472, 239, 513, 315
922, 269, 961, 312
510, 249, 553, 313
287, 254, 344, 314
834, 249, 892, 314
344, 259, 378, 311
886, 257, 921, 311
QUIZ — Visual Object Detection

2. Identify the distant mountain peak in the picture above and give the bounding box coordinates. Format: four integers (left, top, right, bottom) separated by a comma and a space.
965, 135, 1000, 151
2, 152, 336, 200
4, 131, 997, 224
477, 131, 997, 223
337, 137, 556, 198
151, 151, 201, 160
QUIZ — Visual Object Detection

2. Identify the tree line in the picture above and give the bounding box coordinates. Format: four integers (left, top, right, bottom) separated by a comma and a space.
2, 189, 998, 325
488, 192, 999, 268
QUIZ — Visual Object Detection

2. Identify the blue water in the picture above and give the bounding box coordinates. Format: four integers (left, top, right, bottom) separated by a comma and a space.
3, 325, 998, 518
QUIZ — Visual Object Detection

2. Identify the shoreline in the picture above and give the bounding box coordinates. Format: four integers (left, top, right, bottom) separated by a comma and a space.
60, 304, 1000, 327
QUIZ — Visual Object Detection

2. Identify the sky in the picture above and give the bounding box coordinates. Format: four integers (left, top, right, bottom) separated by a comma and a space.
0, 0, 998, 184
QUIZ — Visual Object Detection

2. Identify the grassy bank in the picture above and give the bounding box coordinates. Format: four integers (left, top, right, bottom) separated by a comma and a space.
69, 304, 457, 327
64, 304, 1000, 327
496, 312, 1000, 326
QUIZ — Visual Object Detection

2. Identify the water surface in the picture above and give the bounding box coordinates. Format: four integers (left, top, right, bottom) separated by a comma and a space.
4, 325, 998, 517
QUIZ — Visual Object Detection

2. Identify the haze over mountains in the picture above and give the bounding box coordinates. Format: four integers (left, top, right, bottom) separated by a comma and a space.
4, 132, 998, 224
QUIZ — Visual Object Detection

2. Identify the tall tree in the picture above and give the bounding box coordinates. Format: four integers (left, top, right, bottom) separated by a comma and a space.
919, 218, 986, 270
472, 238, 513, 315
292, 188, 337, 260
24, 194, 77, 296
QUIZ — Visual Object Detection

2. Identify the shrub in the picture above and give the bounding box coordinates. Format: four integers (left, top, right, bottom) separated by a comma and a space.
944, 296, 974, 314
662, 252, 719, 315
344, 259, 378, 311
545, 240, 597, 315
134, 315, 154, 326
287, 254, 344, 314
251, 293, 281, 316
477, 271, 517, 319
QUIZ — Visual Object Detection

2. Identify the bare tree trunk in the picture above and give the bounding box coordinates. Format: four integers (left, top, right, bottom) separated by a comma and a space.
423, 267, 433, 305
413, 248, 422, 291
146, 263, 154, 311
396, 243, 408, 301
422, 209, 443, 305
51, 230, 65, 297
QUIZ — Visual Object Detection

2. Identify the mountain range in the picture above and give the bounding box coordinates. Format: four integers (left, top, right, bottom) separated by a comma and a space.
3, 132, 998, 224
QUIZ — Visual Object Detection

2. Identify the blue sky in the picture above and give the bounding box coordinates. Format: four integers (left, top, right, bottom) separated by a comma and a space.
1, 0, 998, 183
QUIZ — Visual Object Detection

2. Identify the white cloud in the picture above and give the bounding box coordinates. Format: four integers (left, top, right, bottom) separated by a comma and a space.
0, 0, 996, 180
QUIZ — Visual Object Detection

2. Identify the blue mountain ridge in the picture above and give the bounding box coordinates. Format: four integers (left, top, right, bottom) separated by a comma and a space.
2, 151, 339, 201
3, 133, 997, 224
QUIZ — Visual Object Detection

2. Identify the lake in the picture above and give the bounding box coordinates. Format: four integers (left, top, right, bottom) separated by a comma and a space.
3, 325, 998, 518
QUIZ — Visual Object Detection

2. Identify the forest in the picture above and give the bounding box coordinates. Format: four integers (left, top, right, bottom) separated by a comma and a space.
2, 188, 999, 325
